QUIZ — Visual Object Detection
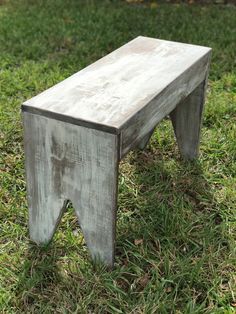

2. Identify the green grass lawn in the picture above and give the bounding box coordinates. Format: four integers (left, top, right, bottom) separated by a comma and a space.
0, 0, 235, 313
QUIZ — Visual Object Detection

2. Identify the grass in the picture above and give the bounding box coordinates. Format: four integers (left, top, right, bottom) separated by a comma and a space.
0, 0, 235, 313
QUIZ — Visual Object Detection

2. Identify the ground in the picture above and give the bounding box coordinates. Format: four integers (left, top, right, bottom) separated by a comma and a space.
0, 0, 235, 313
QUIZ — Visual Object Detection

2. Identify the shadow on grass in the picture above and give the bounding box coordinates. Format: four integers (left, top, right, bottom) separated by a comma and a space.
115, 143, 232, 308
13, 222, 106, 310
15, 244, 65, 305
117, 144, 225, 267
13, 141, 231, 311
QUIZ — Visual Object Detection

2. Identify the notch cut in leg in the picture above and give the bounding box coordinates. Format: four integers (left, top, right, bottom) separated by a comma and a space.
23, 112, 119, 267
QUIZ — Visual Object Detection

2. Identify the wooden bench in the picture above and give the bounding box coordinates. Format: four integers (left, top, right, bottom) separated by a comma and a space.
22, 36, 211, 267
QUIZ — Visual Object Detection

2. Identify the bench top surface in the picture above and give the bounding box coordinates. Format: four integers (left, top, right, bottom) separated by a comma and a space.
23, 36, 211, 133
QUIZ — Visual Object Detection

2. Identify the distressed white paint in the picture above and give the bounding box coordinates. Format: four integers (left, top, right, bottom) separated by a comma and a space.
120, 52, 211, 157
23, 112, 118, 267
170, 81, 207, 159
23, 36, 211, 132
22, 37, 211, 267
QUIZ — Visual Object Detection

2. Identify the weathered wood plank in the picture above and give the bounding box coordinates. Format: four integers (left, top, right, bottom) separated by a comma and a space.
120, 52, 211, 157
22, 37, 212, 268
22, 36, 211, 134
170, 80, 207, 159
23, 112, 119, 267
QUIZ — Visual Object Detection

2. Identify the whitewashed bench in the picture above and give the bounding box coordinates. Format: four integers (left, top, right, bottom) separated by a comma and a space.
22, 36, 211, 267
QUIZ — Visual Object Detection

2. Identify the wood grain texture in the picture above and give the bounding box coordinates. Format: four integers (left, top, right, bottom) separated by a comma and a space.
120, 52, 211, 157
22, 37, 211, 267
170, 80, 207, 160
23, 112, 119, 267
22, 36, 211, 135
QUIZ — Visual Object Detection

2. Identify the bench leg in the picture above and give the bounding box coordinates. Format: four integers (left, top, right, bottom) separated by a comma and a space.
170, 81, 206, 160
23, 112, 119, 267
137, 128, 155, 150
